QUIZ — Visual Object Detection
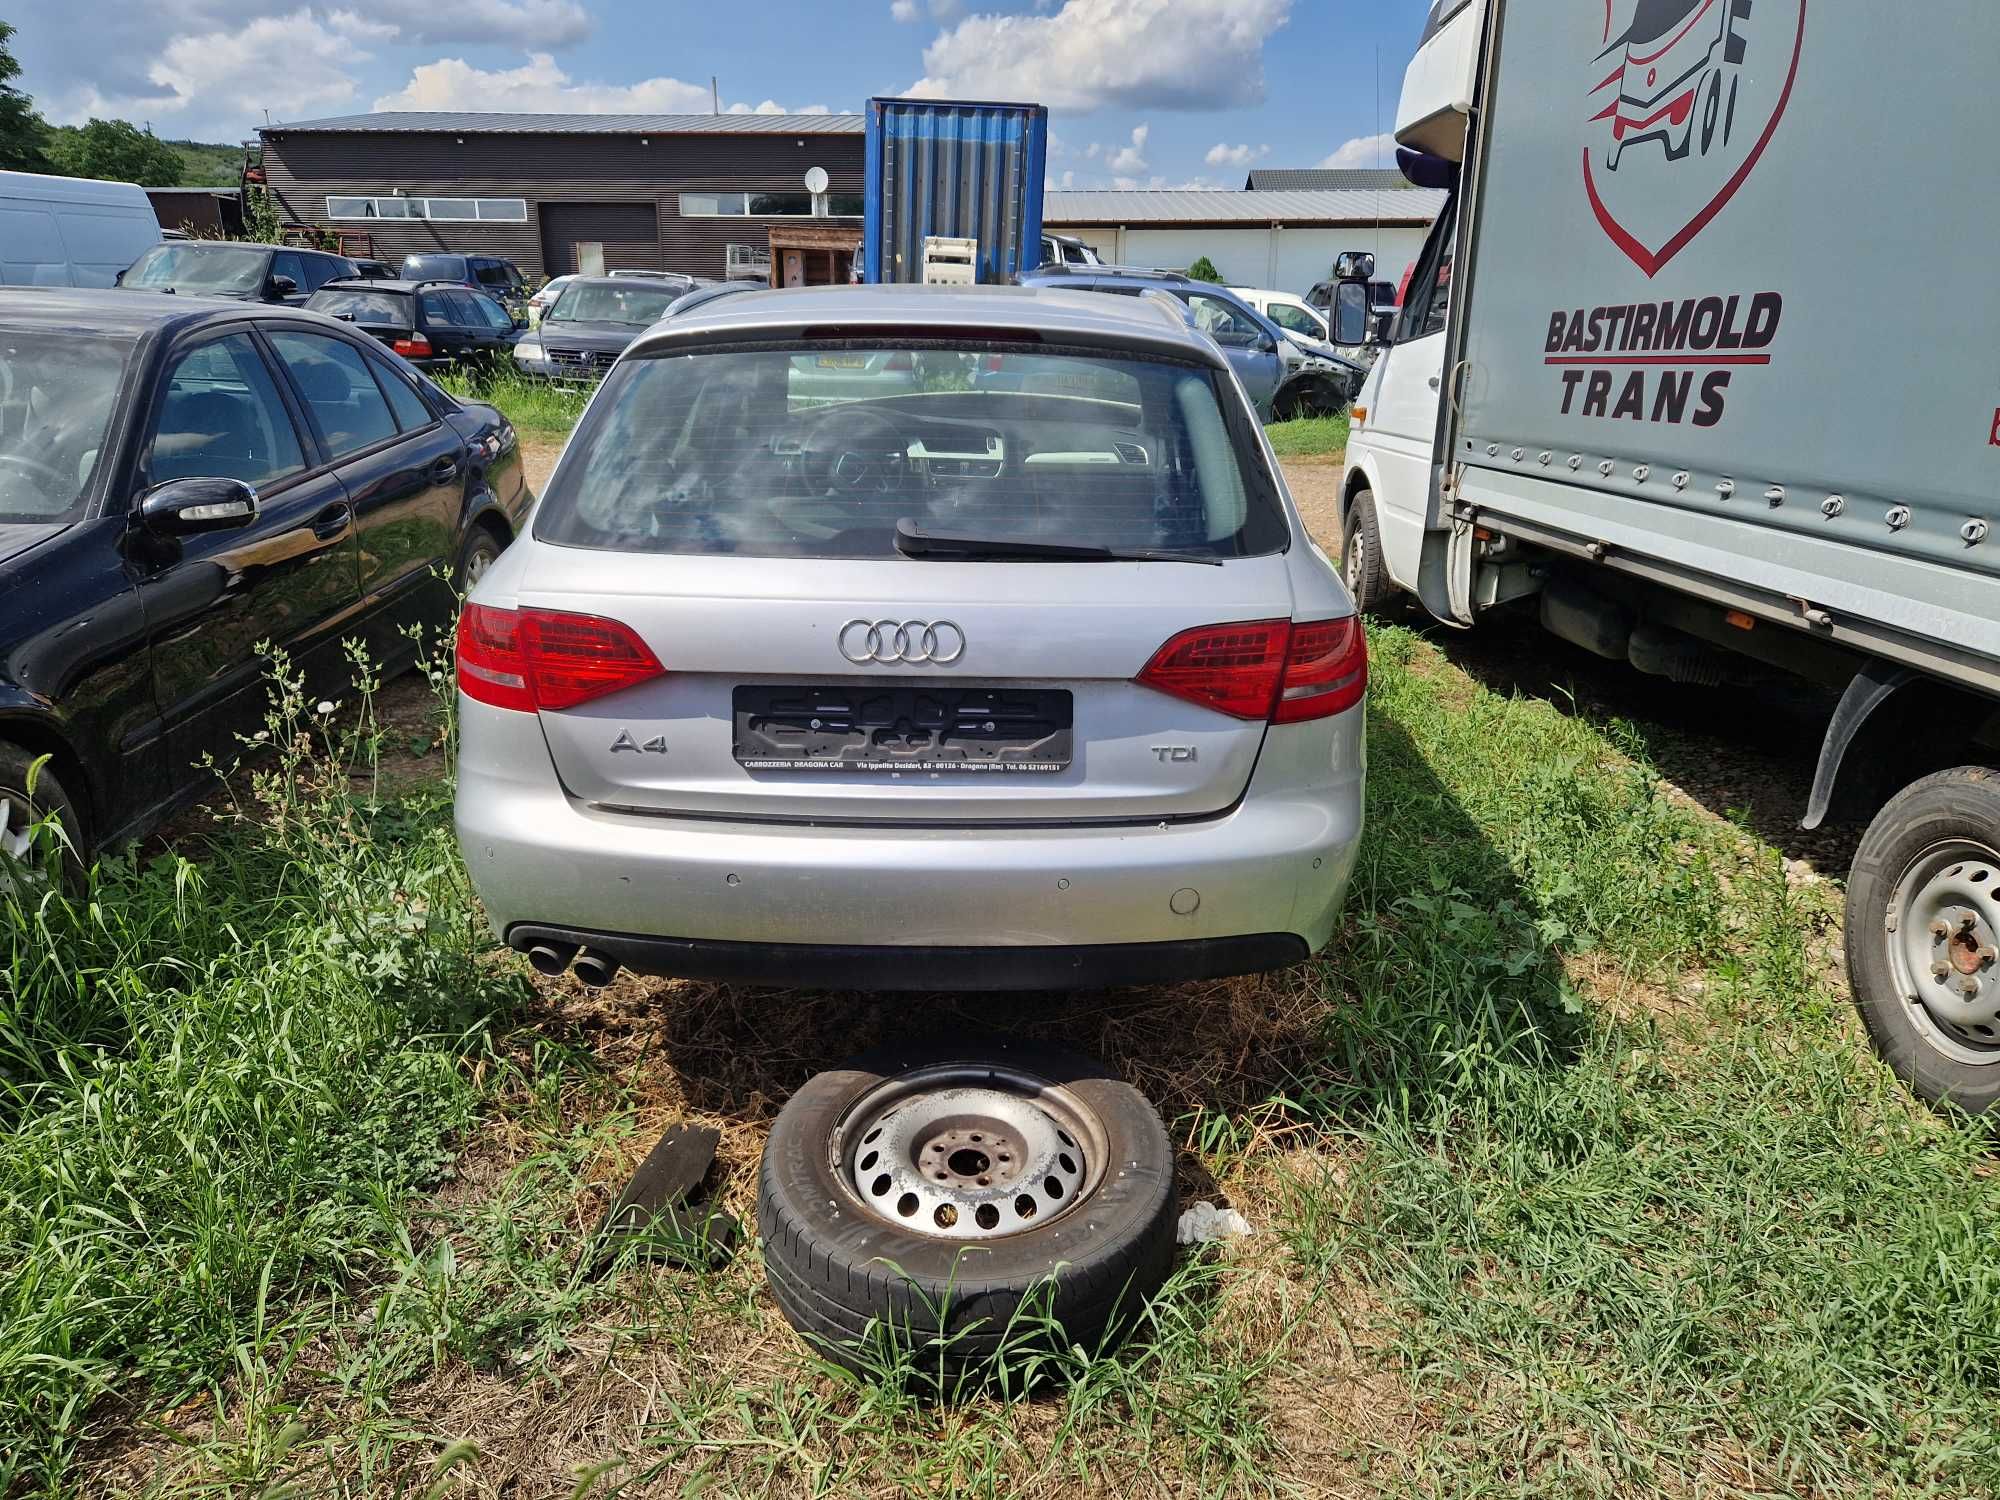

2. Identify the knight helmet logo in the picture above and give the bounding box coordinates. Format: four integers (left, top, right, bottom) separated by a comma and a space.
1583, 0, 1807, 277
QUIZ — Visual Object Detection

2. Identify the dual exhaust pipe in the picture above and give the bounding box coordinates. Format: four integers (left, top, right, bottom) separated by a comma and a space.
525, 939, 622, 988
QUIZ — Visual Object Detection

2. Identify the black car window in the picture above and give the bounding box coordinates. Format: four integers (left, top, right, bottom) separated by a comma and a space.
445, 290, 489, 328
269, 252, 308, 292
404, 254, 467, 282
298, 255, 336, 292
266, 331, 399, 460
473, 263, 511, 288
418, 290, 460, 328
367, 354, 435, 432
147, 333, 307, 488
307, 288, 413, 328
467, 291, 513, 332
0, 333, 130, 520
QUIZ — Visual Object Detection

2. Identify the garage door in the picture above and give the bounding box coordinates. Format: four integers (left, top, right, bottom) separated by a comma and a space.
539, 202, 660, 276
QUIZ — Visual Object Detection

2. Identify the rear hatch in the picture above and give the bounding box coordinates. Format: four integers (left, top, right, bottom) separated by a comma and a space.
307, 288, 415, 351
514, 550, 1297, 822
486, 332, 1310, 825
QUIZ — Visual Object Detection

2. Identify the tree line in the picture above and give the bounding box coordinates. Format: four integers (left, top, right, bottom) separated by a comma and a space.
0, 21, 193, 187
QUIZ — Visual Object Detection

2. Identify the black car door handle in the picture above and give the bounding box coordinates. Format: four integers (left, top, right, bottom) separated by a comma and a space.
311, 502, 353, 541
432, 457, 461, 484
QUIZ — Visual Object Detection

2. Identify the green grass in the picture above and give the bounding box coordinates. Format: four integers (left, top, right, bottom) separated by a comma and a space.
433, 366, 592, 441
1265, 411, 1350, 458
2, 622, 1997, 1495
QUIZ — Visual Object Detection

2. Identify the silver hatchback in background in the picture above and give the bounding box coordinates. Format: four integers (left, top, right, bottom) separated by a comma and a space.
454, 283, 1366, 990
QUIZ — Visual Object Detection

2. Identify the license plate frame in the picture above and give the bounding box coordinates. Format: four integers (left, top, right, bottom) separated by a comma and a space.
733, 683, 1074, 774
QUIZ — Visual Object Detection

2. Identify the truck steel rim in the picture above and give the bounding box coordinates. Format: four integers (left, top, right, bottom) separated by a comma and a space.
834, 1064, 1106, 1241
1890, 839, 2000, 1063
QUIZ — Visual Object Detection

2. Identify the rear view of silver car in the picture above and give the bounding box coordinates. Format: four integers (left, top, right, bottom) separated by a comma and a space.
454, 284, 1366, 990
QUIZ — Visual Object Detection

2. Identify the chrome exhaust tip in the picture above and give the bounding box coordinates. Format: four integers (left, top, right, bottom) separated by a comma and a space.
525, 940, 580, 978
572, 947, 622, 988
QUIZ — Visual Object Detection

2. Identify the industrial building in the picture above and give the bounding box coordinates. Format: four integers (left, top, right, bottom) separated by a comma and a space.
1043, 177, 1445, 296
257, 111, 866, 282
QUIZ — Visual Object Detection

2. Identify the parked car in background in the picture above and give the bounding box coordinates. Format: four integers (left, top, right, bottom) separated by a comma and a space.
1229, 286, 1332, 341
1022, 267, 1362, 418
0, 288, 531, 861
526, 274, 575, 324
1038, 232, 1102, 269
399, 253, 529, 318
351, 258, 399, 280
513, 276, 695, 383
307, 279, 521, 370
455, 282, 1365, 997
0, 170, 161, 288
120, 241, 359, 305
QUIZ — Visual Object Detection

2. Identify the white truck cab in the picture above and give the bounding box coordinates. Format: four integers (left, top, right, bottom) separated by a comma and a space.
1338, 0, 1483, 615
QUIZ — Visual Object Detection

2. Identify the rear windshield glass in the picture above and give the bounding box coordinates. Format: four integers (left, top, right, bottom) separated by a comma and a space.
402, 255, 467, 281
0, 333, 130, 521
306, 288, 412, 327
534, 343, 1285, 560
549, 283, 682, 326
123, 243, 266, 294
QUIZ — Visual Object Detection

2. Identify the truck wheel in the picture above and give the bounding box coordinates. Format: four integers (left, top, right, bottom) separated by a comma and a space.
0, 742, 84, 878
1342, 490, 1405, 620
758, 1037, 1177, 1383
1847, 767, 2000, 1116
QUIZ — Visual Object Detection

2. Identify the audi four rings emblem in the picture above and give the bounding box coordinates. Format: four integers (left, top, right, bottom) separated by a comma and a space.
839, 619, 966, 665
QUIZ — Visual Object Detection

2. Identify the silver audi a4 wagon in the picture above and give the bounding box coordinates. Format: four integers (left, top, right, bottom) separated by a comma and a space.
453, 283, 1366, 990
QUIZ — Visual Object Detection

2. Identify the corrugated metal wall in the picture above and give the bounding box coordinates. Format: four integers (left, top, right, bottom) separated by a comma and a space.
259, 129, 863, 282
863, 100, 1047, 283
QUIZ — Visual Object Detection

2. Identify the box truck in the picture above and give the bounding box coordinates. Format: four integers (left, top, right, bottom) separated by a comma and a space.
1336, 0, 2000, 1113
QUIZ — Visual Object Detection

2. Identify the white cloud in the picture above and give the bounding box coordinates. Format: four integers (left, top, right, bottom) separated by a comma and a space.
79, 10, 377, 136
1319, 131, 1396, 170
374, 53, 826, 116
892, 0, 961, 19
910, 0, 1291, 112
1104, 123, 1148, 173
1204, 141, 1268, 168
890, 0, 919, 18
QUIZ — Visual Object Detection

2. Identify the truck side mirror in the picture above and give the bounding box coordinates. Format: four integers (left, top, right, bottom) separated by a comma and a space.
1332, 281, 1373, 346
1334, 250, 1376, 282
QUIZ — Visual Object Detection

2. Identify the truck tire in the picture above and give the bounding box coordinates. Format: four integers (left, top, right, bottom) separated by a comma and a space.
758, 1036, 1177, 1383
1846, 767, 2000, 1116
1342, 490, 1404, 619
0, 742, 84, 877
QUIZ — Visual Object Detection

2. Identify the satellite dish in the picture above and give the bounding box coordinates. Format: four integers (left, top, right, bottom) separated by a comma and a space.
803, 166, 830, 196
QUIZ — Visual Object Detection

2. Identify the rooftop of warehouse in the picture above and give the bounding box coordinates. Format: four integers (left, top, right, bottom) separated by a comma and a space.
262, 111, 864, 136
1244, 167, 1417, 191
1041, 187, 1447, 226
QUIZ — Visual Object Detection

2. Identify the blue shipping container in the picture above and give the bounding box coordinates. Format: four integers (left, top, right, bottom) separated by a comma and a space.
863, 98, 1048, 285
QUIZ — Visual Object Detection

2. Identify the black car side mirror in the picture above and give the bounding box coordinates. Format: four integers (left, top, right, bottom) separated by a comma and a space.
267, 274, 299, 300
1332, 281, 1376, 346
139, 477, 259, 535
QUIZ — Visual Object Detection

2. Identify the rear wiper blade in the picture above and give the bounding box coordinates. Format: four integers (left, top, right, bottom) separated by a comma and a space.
894, 517, 1223, 565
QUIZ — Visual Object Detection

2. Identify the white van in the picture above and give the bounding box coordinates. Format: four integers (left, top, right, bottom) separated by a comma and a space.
0, 171, 161, 288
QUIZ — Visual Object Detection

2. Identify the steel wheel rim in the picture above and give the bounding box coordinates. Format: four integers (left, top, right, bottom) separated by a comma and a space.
1889, 839, 2000, 1064
1345, 530, 1365, 586
0, 794, 32, 863
835, 1063, 1107, 1241
465, 545, 494, 588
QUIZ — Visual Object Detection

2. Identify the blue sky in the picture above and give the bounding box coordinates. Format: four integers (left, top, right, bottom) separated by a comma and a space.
12, 1, 1429, 187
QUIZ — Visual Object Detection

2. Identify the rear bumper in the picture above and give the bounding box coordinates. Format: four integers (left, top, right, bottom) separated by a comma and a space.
455, 695, 1364, 987
506, 927, 1307, 990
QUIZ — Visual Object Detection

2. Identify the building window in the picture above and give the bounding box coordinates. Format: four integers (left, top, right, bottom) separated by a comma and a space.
679, 191, 858, 219
325, 196, 527, 222
726, 242, 772, 277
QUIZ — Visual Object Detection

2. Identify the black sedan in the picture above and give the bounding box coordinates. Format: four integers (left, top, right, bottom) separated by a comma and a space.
306, 279, 521, 371
0, 289, 531, 860
513, 277, 694, 383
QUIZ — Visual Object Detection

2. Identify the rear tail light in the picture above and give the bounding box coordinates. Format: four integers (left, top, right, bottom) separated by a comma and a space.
1273, 617, 1367, 721
455, 604, 665, 713
1136, 616, 1366, 723
392, 333, 433, 358
981, 353, 1005, 373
